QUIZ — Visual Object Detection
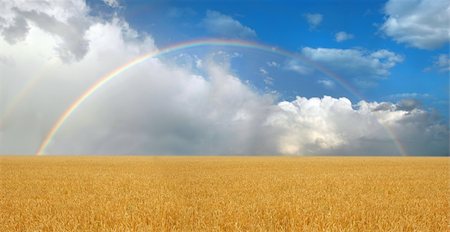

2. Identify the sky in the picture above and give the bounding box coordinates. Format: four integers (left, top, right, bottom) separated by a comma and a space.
0, 0, 448, 155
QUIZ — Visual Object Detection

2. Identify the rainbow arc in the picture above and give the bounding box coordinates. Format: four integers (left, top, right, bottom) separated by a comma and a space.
35, 38, 407, 156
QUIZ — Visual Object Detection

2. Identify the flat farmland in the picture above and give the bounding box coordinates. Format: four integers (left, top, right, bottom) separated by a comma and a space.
1, 156, 448, 231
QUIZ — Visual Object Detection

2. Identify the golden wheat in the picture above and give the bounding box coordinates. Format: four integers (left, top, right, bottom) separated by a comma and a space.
1, 156, 448, 231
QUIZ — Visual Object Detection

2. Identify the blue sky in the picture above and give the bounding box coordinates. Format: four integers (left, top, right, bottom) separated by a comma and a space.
88, 0, 449, 118
0, 0, 448, 155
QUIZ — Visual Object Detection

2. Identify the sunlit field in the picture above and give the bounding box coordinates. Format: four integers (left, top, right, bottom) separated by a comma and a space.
1, 156, 448, 231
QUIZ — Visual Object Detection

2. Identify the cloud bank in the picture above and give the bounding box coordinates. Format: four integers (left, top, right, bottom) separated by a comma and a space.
0, 0, 448, 156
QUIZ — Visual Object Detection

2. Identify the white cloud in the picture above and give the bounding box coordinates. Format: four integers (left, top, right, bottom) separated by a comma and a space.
284, 59, 312, 75
202, 10, 256, 38
48, 61, 283, 155
267, 61, 280, 68
0, 0, 157, 154
301, 47, 403, 86
259, 67, 268, 75
304, 13, 323, 29
433, 54, 450, 72
270, 96, 448, 155
259, 67, 274, 85
103, 0, 120, 8
0, 0, 92, 62
194, 55, 203, 69
387, 93, 431, 100
15, 9, 90, 62
335, 31, 354, 42
263, 77, 274, 86
0, 0, 447, 156
381, 0, 450, 50
317, 79, 335, 89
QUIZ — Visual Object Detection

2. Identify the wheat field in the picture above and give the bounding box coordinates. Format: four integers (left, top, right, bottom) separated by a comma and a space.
1, 156, 448, 231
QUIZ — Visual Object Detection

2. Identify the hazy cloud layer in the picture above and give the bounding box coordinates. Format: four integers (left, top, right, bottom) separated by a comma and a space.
0, 0, 448, 156
381, 0, 450, 50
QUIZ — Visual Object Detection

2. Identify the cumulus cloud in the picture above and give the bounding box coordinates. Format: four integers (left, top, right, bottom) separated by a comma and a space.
335, 31, 354, 42
0, 0, 157, 154
381, 0, 450, 50
15, 9, 90, 62
0, 0, 447, 156
304, 13, 323, 29
202, 10, 256, 38
0, 0, 92, 62
301, 47, 403, 86
1, 16, 29, 44
270, 96, 448, 155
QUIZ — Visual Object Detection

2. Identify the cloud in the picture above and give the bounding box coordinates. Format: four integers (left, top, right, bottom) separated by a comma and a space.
432, 54, 450, 72
1, 16, 29, 44
271, 96, 448, 155
380, 0, 450, 50
14, 9, 90, 62
0, 0, 92, 62
0, 0, 447, 156
335, 31, 354, 42
395, 99, 421, 111
301, 47, 403, 86
168, 7, 196, 18
0, 0, 158, 154
304, 13, 323, 29
48, 61, 283, 155
259, 67, 274, 85
284, 59, 312, 75
259, 67, 268, 75
202, 10, 256, 38
387, 92, 431, 100
102, 0, 120, 8
267, 61, 280, 68
317, 79, 334, 89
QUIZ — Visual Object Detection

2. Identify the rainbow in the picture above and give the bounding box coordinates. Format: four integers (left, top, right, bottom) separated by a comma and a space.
0, 61, 56, 130
35, 38, 407, 156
